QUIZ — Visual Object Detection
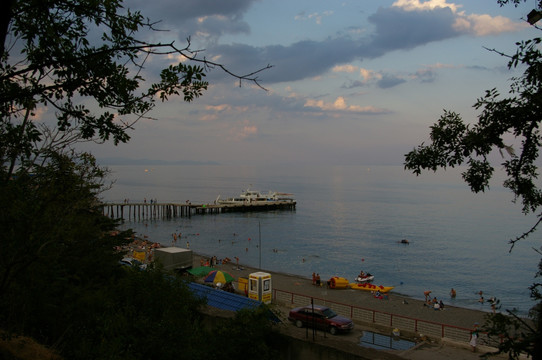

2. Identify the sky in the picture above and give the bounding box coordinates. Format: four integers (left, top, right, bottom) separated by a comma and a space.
79, 0, 540, 166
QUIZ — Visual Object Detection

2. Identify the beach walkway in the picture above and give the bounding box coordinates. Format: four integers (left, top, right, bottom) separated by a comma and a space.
194, 254, 508, 360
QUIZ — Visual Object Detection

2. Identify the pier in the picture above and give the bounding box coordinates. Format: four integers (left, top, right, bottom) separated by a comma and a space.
101, 201, 296, 221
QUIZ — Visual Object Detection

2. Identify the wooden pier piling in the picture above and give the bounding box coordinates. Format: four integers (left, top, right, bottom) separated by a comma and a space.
101, 201, 296, 221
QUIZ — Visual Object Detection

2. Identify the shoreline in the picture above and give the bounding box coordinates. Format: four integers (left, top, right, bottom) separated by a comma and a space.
192, 252, 489, 331
124, 241, 490, 335
189, 248, 508, 317
192, 251, 518, 360
126, 241, 508, 358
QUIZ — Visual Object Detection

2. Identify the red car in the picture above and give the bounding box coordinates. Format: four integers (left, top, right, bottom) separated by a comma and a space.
288, 305, 354, 335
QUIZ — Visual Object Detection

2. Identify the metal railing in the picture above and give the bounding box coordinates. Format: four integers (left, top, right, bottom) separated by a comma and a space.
272, 288, 483, 344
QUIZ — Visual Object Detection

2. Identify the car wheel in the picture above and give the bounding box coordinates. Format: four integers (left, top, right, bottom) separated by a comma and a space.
295, 320, 303, 328
329, 327, 338, 335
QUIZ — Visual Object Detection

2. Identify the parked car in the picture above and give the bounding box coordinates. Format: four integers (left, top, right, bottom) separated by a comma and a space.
288, 304, 354, 335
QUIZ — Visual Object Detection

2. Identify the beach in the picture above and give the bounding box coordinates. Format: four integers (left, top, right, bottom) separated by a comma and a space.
193, 254, 505, 360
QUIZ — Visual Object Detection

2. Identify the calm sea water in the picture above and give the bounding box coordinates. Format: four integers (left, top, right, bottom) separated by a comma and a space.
101, 164, 540, 316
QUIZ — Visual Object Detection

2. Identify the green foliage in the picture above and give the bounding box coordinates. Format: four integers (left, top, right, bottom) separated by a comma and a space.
482, 257, 542, 359
404, 34, 542, 230
0, 150, 284, 359
0, 151, 123, 324
0, 1, 277, 359
60, 270, 208, 360
0, 151, 119, 296
404, 1, 542, 358
498, 0, 542, 9
206, 306, 283, 360
1, 0, 209, 181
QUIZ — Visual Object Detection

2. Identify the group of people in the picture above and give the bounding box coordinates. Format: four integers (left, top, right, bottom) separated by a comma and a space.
171, 232, 192, 249
199, 255, 220, 267
478, 291, 498, 313
423, 290, 448, 310
424, 288, 498, 314
423, 294, 445, 310
311, 272, 321, 286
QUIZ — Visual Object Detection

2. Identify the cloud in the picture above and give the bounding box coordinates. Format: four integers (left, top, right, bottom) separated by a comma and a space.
377, 74, 407, 88
332, 64, 358, 73
127, 0, 255, 42
454, 13, 524, 36
367, 5, 461, 56
333, 65, 383, 83
295, 10, 334, 25
126, 0, 525, 92
128, 0, 256, 23
337, 62, 459, 89
198, 104, 252, 123
409, 63, 457, 83
198, 2, 523, 85
205, 104, 233, 112
392, 0, 461, 12
392, 0, 523, 37
229, 120, 258, 141
304, 96, 388, 114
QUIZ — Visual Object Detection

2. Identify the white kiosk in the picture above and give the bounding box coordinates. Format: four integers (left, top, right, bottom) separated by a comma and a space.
248, 272, 272, 304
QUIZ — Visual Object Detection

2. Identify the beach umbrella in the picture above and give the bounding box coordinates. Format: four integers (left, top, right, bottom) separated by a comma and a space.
204, 270, 235, 284
188, 266, 212, 277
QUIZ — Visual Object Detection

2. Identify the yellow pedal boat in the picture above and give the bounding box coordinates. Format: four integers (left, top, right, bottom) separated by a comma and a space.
349, 282, 394, 293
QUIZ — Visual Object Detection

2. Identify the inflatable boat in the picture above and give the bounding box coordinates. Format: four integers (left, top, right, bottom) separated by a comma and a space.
350, 282, 394, 293
327, 276, 350, 289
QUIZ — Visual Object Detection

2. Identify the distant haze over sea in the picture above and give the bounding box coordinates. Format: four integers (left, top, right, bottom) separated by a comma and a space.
98, 157, 220, 166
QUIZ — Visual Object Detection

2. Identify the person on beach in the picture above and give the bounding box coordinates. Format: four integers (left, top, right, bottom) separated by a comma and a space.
312, 272, 316, 285
469, 324, 479, 352
424, 290, 431, 301
450, 288, 456, 298
489, 297, 497, 313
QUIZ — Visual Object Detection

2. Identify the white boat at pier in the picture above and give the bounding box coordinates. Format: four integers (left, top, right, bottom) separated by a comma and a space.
216, 188, 296, 206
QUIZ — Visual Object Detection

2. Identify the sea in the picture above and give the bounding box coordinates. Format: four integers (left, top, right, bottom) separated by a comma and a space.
100, 164, 541, 316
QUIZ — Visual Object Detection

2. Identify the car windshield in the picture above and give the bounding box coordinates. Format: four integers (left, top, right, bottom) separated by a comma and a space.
321, 308, 337, 318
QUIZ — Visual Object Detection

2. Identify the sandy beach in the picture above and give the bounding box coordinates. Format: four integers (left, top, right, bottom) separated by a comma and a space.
192, 253, 505, 360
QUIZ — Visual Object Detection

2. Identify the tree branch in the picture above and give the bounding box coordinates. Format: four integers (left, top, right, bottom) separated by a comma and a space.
509, 214, 542, 251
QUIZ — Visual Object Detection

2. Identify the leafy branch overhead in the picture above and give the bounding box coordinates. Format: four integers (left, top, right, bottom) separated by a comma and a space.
405, 1, 542, 358
404, 28, 542, 247
0, 0, 271, 180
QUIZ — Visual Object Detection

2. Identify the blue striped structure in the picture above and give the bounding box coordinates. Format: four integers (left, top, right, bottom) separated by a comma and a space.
188, 282, 262, 312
